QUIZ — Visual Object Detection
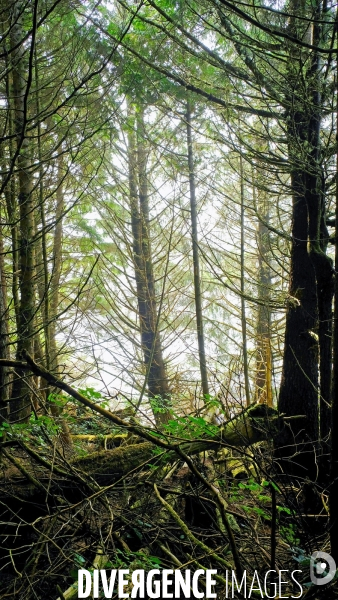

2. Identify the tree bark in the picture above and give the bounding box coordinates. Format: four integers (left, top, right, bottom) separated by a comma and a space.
186, 102, 209, 400
9, 3, 36, 423
127, 103, 171, 424
329, 35, 338, 560
49, 148, 65, 373
278, 0, 333, 480
255, 187, 273, 407
1, 395, 280, 496
46, 148, 71, 444
239, 154, 250, 406
2, 52, 20, 332
0, 213, 9, 417
73, 404, 278, 481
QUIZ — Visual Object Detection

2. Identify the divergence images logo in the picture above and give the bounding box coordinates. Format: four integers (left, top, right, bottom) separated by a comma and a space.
310, 551, 336, 585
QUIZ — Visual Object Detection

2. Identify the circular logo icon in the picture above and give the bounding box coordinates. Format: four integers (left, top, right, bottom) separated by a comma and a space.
310, 551, 336, 585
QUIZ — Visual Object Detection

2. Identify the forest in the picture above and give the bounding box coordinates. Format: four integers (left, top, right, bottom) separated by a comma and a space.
0, 0, 337, 598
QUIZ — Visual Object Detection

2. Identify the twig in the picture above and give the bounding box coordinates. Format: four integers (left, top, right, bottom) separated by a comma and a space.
2, 448, 47, 494
153, 483, 232, 570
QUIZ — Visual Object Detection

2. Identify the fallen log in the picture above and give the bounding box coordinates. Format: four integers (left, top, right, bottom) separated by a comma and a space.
0, 354, 299, 491
0, 353, 281, 450
68, 403, 280, 481
0, 403, 281, 500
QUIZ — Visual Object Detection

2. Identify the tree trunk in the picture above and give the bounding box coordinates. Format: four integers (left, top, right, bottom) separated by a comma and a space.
278, 0, 333, 480
46, 148, 71, 444
127, 103, 171, 425
9, 4, 35, 423
186, 103, 209, 400
34, 47, 50, 374
329, 53, 338, 561
74, 405, 278, 480
0, 212, 9, 417
239, 154, 250, 406
2, 58, 20, 332
1, 399, 280, 499
49, 148, 65, 373
255, 187, 273, 407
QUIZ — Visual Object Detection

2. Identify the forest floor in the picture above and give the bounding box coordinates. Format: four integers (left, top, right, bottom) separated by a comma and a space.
0, 403, 337, 600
